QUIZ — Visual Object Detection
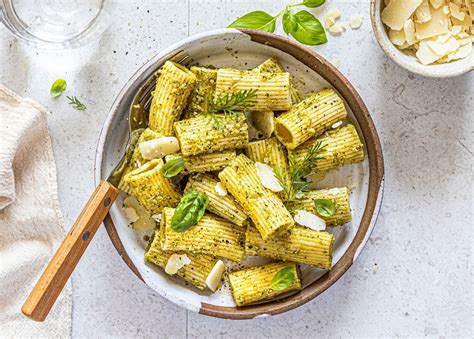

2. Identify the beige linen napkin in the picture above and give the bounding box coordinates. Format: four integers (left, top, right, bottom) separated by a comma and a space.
0, 85, 72, 337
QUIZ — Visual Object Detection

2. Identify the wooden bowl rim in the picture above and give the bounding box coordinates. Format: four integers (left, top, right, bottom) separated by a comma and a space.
95, 28, 385, 320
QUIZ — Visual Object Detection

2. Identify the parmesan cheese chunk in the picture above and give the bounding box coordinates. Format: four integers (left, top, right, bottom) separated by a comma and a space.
123, 207, 139, 223
428, 37, 460, 56
331, 121, 343, 129
415, 6, 449, 39
214, 181, 227, 196
382, 0, 423, 30
389, 29, 407, 45
325, 8, 341, 28
139, 137, 180, 160
165, 254, 191, 275
294, 210, 326, 231
349, 15, 363, 29
447, 41, 472, 60
255, 162, 283, 192
416, 41, 442, 64
449, 2, 465, 20
415, 0, 432, 23
404, 19, 417, 44
205, 260, 225, 292
123, 195, 156, 230
329, 22, 345, 34
429, 0, 444, 9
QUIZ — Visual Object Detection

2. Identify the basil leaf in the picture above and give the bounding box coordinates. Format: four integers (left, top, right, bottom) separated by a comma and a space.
50, 79, 67, 98
161, 157, 185, 178
228, 11, 276, 33
171, 191, 209, 232
282, 10, 297, 35
288, 10, 327, 46
303, 0, 326, 8
270, 266, 296, 291
314, 199, 336, 217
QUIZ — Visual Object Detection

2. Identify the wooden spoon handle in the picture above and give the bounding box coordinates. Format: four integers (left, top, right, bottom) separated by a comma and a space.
21, 180, 120, 321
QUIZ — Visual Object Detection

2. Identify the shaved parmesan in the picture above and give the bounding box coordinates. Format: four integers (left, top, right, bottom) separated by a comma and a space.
429, 0, 444, 9
428, 37, 460, 55
449, 2, 466, 20
325, 8, 341, 28
389, 29, 407, 45
123, 207, 139, 223
165, 254, 191, 275
416, 6, 449, 39
349, 15, 363, 29
151, 214, 162, 222
206, 260, 225, 292
215, 182, 227, 196
139, 137, 180, 160
329, 22, 344, 34
447, 42, 472, 59
404, 19, 417, 44
124, 195, 156, 230
415, 0, 432, 23
451, 25, 462, 35
382, 0, 423, 30
331, 121, 343, 129
416, 41, 442, 64
294, 210, 326, 231
255, 162, 283, 192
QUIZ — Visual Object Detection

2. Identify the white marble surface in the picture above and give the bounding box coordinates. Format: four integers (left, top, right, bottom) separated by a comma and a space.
0, 0, 472, 337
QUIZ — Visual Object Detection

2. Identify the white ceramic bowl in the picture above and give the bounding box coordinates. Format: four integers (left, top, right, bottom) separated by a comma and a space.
95, 29, 384, 319
370, 0, 473, 77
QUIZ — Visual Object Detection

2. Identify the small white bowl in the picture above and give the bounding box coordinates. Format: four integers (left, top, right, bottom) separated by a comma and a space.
370, 0, 473, 77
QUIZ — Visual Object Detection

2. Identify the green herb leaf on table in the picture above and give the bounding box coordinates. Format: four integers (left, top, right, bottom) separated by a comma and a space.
67, 96, 87, 111
273, 141, 326, 201
50, 79, 67, 98
227, 11, 277, 32
288, 10, 327, 46
314, 198, 336, 217
270, 266, 296, 291
171, 191, 209, 232
282, 10, 297, 35
302, 0, 326, 8
161, 157, 185, 178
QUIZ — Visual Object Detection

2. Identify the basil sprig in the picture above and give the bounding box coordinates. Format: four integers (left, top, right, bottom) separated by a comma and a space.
270, 266, 296, 290
314, 199, 336, 217
228, 1, 326, 46
50, 79, 67, 98
161, 157, 185, 178
171, 191, 209, 232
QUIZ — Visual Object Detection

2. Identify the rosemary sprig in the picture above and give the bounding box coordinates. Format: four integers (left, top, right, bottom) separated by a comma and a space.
205, 89, 257, 129
67, 96, 87, 111
274, 141, 326, 201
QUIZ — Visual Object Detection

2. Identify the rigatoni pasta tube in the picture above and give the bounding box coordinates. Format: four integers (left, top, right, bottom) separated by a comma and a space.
245, 137, 289, 171
183, 151, 236, 173
124, 159, 181, 213
274, 88, 347, 149
118, 128, 163, 194
214, 69, 291, 111
185, 173, 248, 227
245, 225, 335, 270
149, 61, 196, 135
160, 208, 246, 262
218, 154, 294, 240
294, 124, 364, 171
182, 66, 218, 119
255, 56, 303, 104
286, 187, 352, 226
174, 114, 249, 156
228, 262, 301, 306
145, 230, 217, 290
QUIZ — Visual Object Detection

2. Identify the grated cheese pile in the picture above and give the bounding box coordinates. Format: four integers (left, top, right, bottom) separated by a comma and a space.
382, 0, 474, 65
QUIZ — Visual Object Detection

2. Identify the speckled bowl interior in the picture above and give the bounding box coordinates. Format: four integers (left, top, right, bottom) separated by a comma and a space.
370, 0, 473, 77
95, 29, 384, 319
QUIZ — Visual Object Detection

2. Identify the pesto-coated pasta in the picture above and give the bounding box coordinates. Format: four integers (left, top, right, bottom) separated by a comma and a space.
286, 187, 352, 226
255, 56, 303, 104
294, 124, 364, 171
228, 262, 301, 306
118, 128, 163, 194
160, 208, 246, 262
169, 150, 236, 174
149, 61, 197, 135
145, 230, 218, 290
275, 88, 347, 149
184, 173, 248, 226
174, 114, 249, 156
214, 69, 292, 111
245, 225, 335, 270
245, 137, 289, 171
218, 154, 294, 240
123, 159, 181, 213
182, 67, 218, 119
